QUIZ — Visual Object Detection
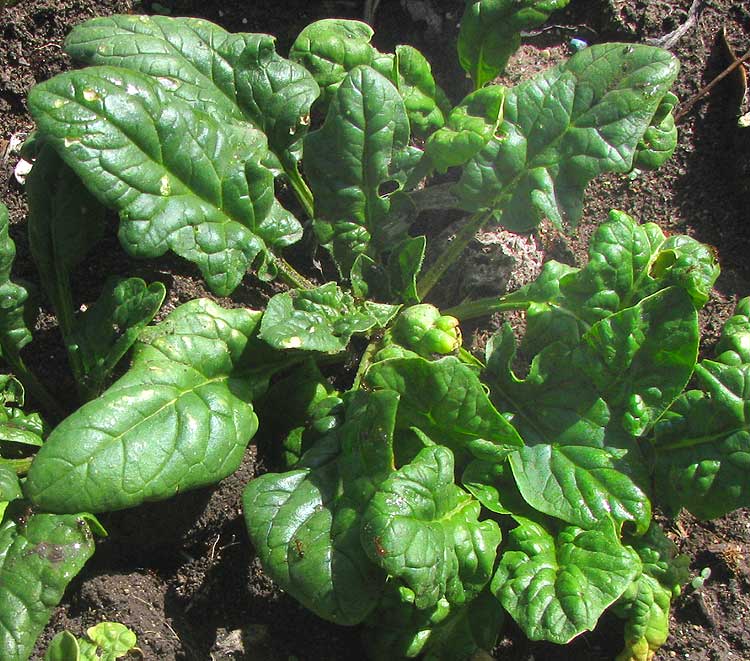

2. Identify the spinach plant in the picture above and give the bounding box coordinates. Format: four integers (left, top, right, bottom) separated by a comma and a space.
0, 1, 738, 658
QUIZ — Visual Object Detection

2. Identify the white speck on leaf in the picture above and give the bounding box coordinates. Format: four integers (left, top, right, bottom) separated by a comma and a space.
160, 175, 171, 196
280, 336, 302, 348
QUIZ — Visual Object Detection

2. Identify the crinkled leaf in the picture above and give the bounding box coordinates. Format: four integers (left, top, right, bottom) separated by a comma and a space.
25, 299, 272, 513
366, 356, 523, 463
351, 236, 426, 305
715, 297, 750, 364
64, 14, 255, 121
362, 445, 501, 609
497, 212, 717, 357
71, 277, 166, 395
576, 287, 699, 436
65, 14, 315, 219
289, 19, 392, 103
455, 45, 680, 229
462, 459, 531, 516
634, 92, 678, 170
85, 621, 139, 659
425, 86, 505, 172
0, 507, 96, 661
28, 66, 279, 296
304, 66, 411, 275
509, 444, 651, 534
485, 328, 615, 447
653, 342, 750, 519
614, 524, 689, 661
259, 282, 399, 353
0, 203, 33, 360
458, 0, 571, 88
394, 45, 446, 138
0, 375, 23, 409
243, 391, 398, 625
492, 516, 641, 643
363, 584, 501, 661
26, 145, 106, 327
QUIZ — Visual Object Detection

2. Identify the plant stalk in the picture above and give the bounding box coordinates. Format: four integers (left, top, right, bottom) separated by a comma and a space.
274, 256, 315, 290
444, 296, 529, 321
285, 165, 315, 220
417, 209, 494, 300
5, 352, 66, 422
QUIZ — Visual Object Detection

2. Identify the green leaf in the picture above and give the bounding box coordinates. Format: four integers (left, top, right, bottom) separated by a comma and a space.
289, 19, 391, 103
64, 14, 315, 221
652, 352, 750, 518
614, 524, 689, 661
576, 287, 699, 436
362, 445, 501, 609
259, 282, 399, 353
0, 466, 21, 503
85, 622, 138, 659
243, 391, 398, 625
351, 236, 426, 305
28, 66, 279, 296
492, 516, 641, 643
304, 65, 411, 275
26, 145, 106, 334
64, 14, 256, 121
457, 0, 571, 88
0, 202, 33, 361
485, 329, 614, 447
509, 444, 651, 534
455, 44, 680, 229
366, 356, 523, 463
633, 92, 678, 170
71, 277, 166, 396
363, 585, 501, 661
24, 299, 272, 513
425, 86, 505, 172
394, 45, 446, 138
715, 297, 750, 364
45, 631, 80, 661
0, 507, 96, 661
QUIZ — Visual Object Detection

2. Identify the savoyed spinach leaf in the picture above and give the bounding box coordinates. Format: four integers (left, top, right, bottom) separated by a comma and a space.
289, 19, 392, 103
509, 444, 651, 535
634, 92, 679, 171
492, 516, 641, 643
0, 504, 98, 661
455, 45, 680, 229
362, 584, 502, 661
64, 15, 320, 170
425, 86, 505, 173
28, 66, 286, 296
652, 297, 750, 519
362, 444, 501, 610
243, 390, 398, 625
0, 203, 33, 363
457, 0, 571, 88
26, 145, 106, 348
366, 355, 523, 463
613, 524, 689, 661
259, 282, 399, 353
24, 299, 276, 513
304, 65, 412, 276
69, 276, 166, 396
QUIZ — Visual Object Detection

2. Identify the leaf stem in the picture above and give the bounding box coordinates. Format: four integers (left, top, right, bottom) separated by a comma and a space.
273, 256, 315, 290
285, 165, 315, 220
351, 339, 381, 391
444, 296, 529, 321
417, 209, 494, 300
5, 352, 66, 422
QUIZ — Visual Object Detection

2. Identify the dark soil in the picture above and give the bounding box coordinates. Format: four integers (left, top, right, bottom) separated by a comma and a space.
1, 0, 749, 659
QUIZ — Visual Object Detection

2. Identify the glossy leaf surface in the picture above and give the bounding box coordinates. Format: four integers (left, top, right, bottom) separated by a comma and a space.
25, 300, 267, 512
455, 45, 680, 229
